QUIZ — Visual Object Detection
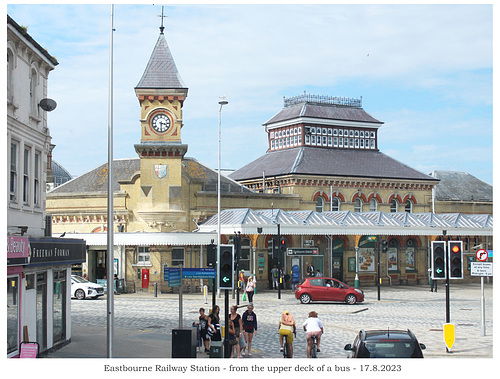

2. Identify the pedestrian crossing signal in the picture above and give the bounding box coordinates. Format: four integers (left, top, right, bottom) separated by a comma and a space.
431, 241, 447, 280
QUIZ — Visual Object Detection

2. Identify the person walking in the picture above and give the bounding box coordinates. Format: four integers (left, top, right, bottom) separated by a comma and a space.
303, 311, 323, 358
307, 263, 315, 277
242, 304, 257, 356
230, 305, 243, 358
196, 307, 210, 353
207, 305, 221, 342
245, 276, 255, 303
428, 268, 438, 292
271, 266, 279, 289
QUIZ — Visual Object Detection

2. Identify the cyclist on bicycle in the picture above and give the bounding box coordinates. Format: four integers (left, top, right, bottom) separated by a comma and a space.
302, 311, 323, 358
279, 311, 296, 357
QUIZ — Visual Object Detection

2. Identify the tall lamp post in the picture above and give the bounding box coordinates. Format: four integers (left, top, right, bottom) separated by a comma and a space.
217, 96, 228, 267
217, 97, 228, 357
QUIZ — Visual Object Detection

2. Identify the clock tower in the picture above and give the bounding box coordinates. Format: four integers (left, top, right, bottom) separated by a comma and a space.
134, 22, 188, 230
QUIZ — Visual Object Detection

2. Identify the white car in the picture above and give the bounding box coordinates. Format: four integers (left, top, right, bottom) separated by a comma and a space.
71, 275, 105, 300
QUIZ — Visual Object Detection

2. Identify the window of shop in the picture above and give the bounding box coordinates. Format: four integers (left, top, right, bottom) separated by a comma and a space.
388, 239, 399, 272
239, 238, 251, 271
7, 276, 19, 355
53, 270, 66, 344
172, 248, 185, 266
406, 239, 416, 272
36, 272, 47, 351
137, 246, 150, 265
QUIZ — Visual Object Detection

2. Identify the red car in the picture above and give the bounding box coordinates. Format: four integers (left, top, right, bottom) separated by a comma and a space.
295, 277, 364, 305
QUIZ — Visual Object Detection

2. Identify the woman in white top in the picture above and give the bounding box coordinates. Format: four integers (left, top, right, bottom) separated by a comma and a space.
302, 311, 323, 358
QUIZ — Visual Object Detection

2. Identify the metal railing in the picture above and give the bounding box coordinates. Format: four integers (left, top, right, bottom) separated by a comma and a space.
284, 93, 362, 108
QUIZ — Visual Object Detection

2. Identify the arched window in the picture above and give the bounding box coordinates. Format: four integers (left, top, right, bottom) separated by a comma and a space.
390, 199, 398, 212
354, 198, 362, 212
369, 198, 378, 212
405, 199, 413, 213
30, 68, 37, 115
316, 196, 325, 212
332, 197, 340, 212
7, 49, 14, 101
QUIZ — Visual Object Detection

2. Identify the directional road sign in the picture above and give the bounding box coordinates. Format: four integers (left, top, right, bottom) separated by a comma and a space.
476, 249, 489, 262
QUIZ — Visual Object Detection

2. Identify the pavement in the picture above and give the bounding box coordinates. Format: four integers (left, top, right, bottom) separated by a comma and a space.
45, 282, 494, 360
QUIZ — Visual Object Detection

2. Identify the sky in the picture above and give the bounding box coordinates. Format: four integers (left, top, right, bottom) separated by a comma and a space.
6, 2, 494, 185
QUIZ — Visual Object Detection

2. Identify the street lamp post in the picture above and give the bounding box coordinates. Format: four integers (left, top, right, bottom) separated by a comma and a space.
218, 96, 228, 357
217, 96, 228, 273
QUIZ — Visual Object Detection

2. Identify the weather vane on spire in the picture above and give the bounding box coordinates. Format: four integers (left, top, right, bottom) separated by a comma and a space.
158, 6, 167, 34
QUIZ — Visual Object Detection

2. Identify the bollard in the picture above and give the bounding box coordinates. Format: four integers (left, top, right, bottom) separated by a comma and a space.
203, 285, 208, 304
154, 282, 158, 297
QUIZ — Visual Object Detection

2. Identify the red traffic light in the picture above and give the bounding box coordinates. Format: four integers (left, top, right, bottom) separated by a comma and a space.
451, 245, 460, 253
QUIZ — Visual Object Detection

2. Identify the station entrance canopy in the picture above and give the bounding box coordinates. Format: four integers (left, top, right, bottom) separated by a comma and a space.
198, 209, 493, 237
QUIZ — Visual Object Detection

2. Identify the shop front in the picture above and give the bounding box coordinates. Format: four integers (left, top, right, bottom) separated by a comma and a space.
6, 236, 85, 357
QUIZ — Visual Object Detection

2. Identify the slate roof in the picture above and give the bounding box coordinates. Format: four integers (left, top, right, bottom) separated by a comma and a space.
430, 171, 493, 202
229, 147, 436, 182
264, 102, 383, 126
135, 33, 186, 89
48, 158, 252, 195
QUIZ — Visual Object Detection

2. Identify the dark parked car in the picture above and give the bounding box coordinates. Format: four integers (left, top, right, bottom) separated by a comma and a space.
344, 329, 426, 358
295, 277, 364, 304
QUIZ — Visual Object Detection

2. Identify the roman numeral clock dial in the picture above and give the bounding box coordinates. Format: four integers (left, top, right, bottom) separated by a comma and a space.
151, 113, 171, 133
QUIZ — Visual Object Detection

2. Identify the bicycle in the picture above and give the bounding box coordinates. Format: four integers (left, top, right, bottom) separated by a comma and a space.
310, 335, 318, 358
281, 331, 295, 358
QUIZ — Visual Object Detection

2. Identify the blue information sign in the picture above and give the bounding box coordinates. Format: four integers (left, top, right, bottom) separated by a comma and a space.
164, 267, 181, 286
182, 268, 216, 279
164, 267, 216, 285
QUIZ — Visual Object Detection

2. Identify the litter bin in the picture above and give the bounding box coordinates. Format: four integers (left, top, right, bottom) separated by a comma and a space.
172, 328, 197, 358
209, 341, 223, 358
117, 279, 125, 294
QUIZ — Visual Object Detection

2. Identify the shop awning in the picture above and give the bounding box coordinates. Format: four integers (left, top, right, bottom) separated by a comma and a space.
55, 232, 218, 247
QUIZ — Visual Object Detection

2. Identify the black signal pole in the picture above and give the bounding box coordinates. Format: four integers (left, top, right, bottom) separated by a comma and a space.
377, 237, 381, 301
277, 223, 281, 300
224, 288, 230, 358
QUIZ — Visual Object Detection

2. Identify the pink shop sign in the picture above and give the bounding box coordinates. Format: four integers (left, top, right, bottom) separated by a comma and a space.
7, 236, 30, 266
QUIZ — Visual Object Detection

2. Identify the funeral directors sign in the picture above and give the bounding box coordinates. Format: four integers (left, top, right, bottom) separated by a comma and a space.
28, 237, 86, 266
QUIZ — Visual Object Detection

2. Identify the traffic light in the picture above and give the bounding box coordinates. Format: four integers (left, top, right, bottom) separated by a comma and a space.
280, 237, 287, 255
381, 240, 388, 253
269, 237, 278, 259
218, 244, 234, 290
233, 232, 241, 270
448, 241, 463, 279
431, 241, 447, 279
207, 243, 216, 268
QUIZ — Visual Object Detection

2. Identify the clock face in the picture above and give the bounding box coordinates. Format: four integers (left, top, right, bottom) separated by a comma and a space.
151, 113, 171, 133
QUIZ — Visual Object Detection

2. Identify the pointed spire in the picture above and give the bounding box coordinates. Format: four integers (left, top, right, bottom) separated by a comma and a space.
135, 25, 187, 90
